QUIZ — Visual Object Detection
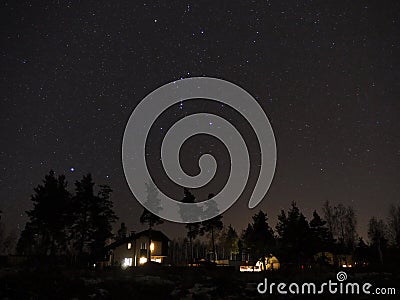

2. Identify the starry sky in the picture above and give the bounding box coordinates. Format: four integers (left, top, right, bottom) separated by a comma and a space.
1, 1, 399, 240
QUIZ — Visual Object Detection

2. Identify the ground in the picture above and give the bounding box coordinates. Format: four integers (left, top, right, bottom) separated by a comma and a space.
0, 265, 399, 299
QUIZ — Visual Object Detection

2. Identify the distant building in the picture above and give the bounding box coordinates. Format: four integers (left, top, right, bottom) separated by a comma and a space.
106, 229, 170, 267
314, 252, 354, 268
239, 254, 280, 272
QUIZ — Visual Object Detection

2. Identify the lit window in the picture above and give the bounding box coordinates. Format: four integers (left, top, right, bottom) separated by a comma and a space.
139, 257, 148, 265
150, 242, 155, 252
127, 242, 132, 249
123, 257, 132, 268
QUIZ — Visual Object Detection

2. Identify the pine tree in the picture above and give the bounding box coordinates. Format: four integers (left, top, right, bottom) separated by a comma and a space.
89, 185, 118, 260
140, 182, 164, 229
200, 193, 223, 262
275, 202, 312, 263
309, 210, 335, 253
180, 188, 200, 262
117, 222, 128, 239
18, 171, 71, 256
71, 174, 96, 256
243, 210, 275, 270
70, 174, 117, 261
140, 182, 164, 260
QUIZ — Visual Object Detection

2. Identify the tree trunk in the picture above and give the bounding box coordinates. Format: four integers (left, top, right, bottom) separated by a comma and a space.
189, 236, 193, 263
377, 238, 383, 265
211, 227, 216, 262
148, 225, 152, 261
79, 211, 88, 257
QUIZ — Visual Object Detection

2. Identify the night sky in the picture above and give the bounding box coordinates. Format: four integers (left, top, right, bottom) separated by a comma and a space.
1, 1, 399, 240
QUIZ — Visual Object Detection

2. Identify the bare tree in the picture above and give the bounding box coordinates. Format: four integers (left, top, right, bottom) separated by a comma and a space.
343, 206, 357, 250
322, 201, 357, 251
322, 201, 335, 234
388, 204, 400, 248
368, 217, 387, 264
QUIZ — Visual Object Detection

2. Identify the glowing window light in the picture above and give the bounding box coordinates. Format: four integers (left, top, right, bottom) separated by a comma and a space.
139, 257, 148, 265
127, 242, 132, 249
123, 257, 132, 268
150, 242, 155, 252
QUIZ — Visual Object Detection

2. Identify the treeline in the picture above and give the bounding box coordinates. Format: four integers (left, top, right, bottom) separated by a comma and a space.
16, 171, 118, 264
2, 171, 400, 270
168, 189, 400, 268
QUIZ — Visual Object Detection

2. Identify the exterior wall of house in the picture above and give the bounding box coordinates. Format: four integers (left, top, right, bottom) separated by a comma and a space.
112, 242, 135, 266
135, 236, 166, 264
111, 235, 168, 266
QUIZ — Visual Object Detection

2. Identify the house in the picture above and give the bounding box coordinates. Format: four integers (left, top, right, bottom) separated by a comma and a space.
106, 229, 170, 267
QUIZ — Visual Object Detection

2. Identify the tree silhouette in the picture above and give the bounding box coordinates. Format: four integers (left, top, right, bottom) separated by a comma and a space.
179, 187, 202, 222
16, 172, 118, 263
70, 174, 96, 256
16, 222, 36, 255
0, 210, 4, 251
17, 170, 71, 256
354, 237, 369, 266
70, 174, 117, 262
243, 210, 275, 270
140, 182, 164, 229
89, 184, 118, 260
221, 225, 239, 260
117, 222, 128, 239
309, 210, 335, 253
180, 188, 200, 262
276, 202, 311, 263
0, 210, 17, 255
368, 217, 387, 265
388, 204, 400, 248
140, 182, 164, 260
200, 193, 223, 262
322, 201, 357, 251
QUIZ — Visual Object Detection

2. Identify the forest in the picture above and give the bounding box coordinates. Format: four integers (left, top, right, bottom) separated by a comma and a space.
1, 170, 399, 272
1, 171, 400, 299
